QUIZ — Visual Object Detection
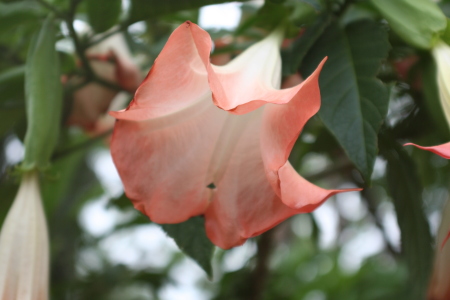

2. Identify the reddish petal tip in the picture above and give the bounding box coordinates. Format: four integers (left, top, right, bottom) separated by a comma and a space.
402, 142, 450, 159
441, 230, 450, 250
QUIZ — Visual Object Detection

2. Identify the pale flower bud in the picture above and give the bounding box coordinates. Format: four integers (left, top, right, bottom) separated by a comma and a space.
432, 41, 450, 128
0, 172, 49, 300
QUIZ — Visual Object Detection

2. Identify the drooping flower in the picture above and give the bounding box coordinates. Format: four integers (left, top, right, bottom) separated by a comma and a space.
0, 172, 49, 299
110, 21, 360, 249
68, 33, 142, 131
404, 142, 450, 298
428, 200, 450, 300
433, 41, 450, 126
404, 41, 450, 154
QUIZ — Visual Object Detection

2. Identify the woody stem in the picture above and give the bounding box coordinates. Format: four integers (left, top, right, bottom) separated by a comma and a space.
250, 228, 276, 300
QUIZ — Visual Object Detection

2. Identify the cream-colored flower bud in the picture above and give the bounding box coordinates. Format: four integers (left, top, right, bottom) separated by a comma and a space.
432, 41, 450, 128
0, 172, 49, 300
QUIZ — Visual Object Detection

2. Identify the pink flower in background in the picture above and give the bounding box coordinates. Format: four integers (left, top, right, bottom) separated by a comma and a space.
68, 33, 142, 131
110, 21, 360, 249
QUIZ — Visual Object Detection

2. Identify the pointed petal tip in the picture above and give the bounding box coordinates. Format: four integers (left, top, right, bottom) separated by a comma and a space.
441, 230, 450, 250
108, 110, 124, 118
403, 142, 450, 159
335, 187, 363, 194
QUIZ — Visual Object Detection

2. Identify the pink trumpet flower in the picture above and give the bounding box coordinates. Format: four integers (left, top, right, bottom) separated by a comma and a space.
405, 143, 450, 299
0, 172, 49, 300
110, 21, 361, 249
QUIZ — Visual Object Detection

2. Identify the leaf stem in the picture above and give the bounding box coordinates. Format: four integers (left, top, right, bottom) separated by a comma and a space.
88, 25, 124, 48
249, 228, 276, 300
51, 129, 113, 161
67, 0, 94, 80
35, 0, 66, 19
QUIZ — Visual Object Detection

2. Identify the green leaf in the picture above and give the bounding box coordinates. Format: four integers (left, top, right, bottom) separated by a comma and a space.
440, 19, 450, 46
370, 0, 446, 49
162, 217, 215, 278
379, 130, 433, 300
300, 20, 390, 181
22, 15, 63, 171
282, 13, 330, 75
0, 65, 25, 104
0, 1, 42, 36
0, 66, 26, 138
128, 0, 247, 23
86, 0, 122, 33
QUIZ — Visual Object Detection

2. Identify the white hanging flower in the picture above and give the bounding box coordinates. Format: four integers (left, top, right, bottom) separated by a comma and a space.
0, 172, 49, 300
432, 41, 450, 126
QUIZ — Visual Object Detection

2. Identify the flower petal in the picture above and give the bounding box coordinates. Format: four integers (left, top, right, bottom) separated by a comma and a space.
204, 113, 301, 248
260, 58, 326, 175
188, 23, 324, 114
278, 161, 360, 210
0, 172, 49, 300
203, 103, 359, 249
111, 96, 227, 223
111, 21, 211, 121
404, 142, 450, 159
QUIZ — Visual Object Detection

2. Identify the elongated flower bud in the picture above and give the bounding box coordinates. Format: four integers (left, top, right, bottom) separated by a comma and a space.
0, 172, 49, 300
432, 41, 450, 128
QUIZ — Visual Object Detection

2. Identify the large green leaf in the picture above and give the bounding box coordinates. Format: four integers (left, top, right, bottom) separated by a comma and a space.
86, 0, 122, 33
0, 1, 42, 36
162, 217, 215, 278
128, 0, 247, 23
370, 0, 446, 49
0, 65, 25, 104
300, 20, 390, 181
0, 66, 25, 137
282, 13, 330, 75
22, 15, 62, 171
380, 131, 433, 300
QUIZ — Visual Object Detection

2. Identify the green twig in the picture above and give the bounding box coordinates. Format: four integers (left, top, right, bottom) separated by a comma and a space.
250, 228, 276, 300
52, 129, 113, 161
67, 0, 94, 79
35, 0, 66, 19
88, 25, 124, 48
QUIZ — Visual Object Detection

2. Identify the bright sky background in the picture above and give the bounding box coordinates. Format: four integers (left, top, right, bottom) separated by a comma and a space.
198, 3, 242, 30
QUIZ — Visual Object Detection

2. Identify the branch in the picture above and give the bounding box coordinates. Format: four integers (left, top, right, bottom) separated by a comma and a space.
65, 0, 126, 92
35, 0, 66, 19
304, 160, 354, 182
249, 228, 276, 300
94, 76, 124, 91
88, 25, 124, 48
362, 188, 401, 258
66, 0, 94, 80
51, 129, 113, 161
